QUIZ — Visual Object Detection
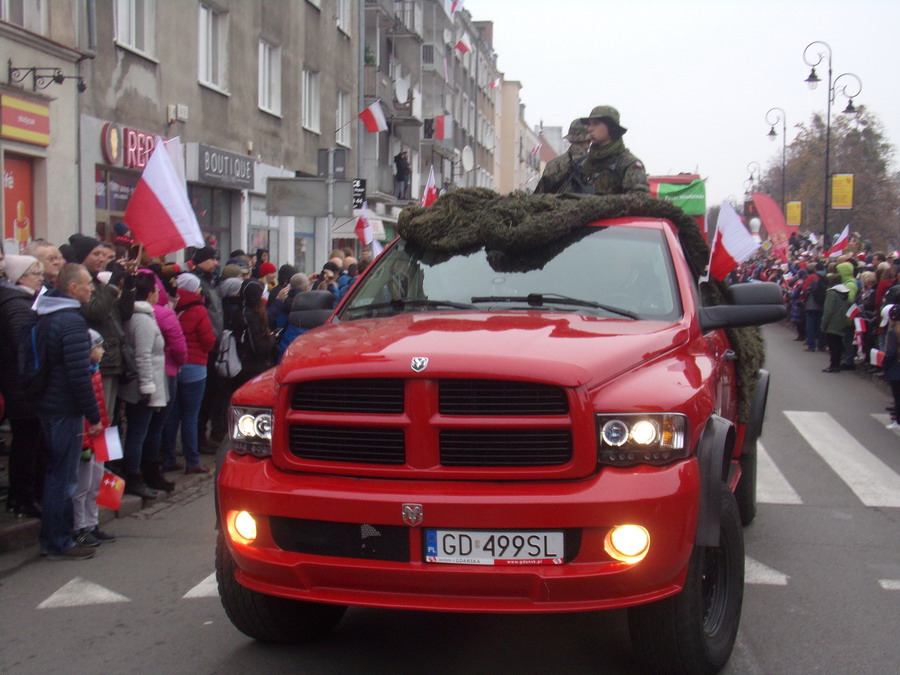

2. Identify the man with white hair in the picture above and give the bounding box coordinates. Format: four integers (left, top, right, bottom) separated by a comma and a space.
24, 239, 64, 289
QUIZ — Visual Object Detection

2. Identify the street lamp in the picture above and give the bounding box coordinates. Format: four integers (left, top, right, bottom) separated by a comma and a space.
765, 107, 787, 216
802, 41, 863, 244
744, 161, 761, 196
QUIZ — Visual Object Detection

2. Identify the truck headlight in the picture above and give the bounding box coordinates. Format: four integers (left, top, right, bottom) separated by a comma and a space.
595, 413, 688, 466
230, 406, 274, 458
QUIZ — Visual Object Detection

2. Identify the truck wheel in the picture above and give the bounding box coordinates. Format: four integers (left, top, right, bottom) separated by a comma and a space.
734, 441, 757, 526
627, 485, 744, 674
216, 532, 346, 644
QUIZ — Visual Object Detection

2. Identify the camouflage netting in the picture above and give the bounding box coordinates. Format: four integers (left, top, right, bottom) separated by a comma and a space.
398, 188, 763, 423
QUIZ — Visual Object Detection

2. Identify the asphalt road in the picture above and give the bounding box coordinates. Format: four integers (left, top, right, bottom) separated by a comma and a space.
0, 322, 897, 674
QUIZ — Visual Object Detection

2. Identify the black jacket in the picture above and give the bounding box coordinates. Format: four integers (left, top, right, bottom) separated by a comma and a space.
0, 283, 37, 419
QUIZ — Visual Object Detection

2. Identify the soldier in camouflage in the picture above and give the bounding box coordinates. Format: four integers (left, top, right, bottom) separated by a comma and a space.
533, 119, 592, 194
578, 105, 649, 195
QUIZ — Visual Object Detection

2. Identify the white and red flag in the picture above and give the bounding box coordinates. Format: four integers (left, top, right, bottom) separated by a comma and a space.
489, 77, 501, 89
450, 0, 464, 15
455, 35, 471, 54
358, 100, 388, 133
846, 303, 861, 320
89, 426, 123, 463
421, 166, 438, 208
434, 115, 452, 140
531, 143, 543, 158
123, 137, 204, 257
827, 224, 850, 257
96, 470, 125, 510
707, 201, 760, 281
354, 201, 383, 256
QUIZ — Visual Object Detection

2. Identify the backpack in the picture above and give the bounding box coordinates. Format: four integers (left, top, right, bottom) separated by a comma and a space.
215, 328, 244, 379
17, 314, 51, 398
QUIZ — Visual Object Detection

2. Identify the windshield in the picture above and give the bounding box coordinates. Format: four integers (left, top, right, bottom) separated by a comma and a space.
338, 225, 682, 322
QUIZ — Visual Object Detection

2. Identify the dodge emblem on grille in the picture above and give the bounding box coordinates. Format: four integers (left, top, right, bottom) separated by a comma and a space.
401, 503, 424, 526
411, 357, 429, 372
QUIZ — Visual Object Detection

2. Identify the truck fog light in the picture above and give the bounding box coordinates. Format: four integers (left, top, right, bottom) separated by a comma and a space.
605, 524, 650, 564
228, 510, 258, 545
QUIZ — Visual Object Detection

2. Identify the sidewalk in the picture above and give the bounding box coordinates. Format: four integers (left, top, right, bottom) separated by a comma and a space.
0, 453, 216, 554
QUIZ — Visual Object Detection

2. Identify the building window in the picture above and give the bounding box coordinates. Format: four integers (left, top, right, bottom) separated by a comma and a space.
335, 0, 351, 35
115, 0, 155, 56
1, 0, 46, 33
199, 4, 228, 91
335, 91, 351, 147
258, 40, 281, 115
302, 69, 320, 133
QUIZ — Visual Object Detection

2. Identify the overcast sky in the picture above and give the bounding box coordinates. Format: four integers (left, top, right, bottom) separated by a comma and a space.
471, 0, 900, 208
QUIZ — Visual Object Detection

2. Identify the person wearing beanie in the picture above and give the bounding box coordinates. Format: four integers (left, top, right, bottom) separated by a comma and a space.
2, 254, 42, 291
315, 261, 341, 295
220, 263, 249, 282
68, 233, 106, 269
258, 261, 277, 294
190, 246, 222, 338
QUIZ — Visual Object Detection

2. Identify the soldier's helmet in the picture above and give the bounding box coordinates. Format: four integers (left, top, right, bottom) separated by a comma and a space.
579, 105, 628, 138
564, 119, 590, 143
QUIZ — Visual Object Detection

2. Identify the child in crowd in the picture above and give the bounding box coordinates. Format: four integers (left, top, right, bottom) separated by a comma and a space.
72, 329, 117, 547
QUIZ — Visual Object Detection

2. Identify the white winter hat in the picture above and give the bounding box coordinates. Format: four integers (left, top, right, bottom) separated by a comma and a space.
3, 254, 39, 285
176, 273, 201, 293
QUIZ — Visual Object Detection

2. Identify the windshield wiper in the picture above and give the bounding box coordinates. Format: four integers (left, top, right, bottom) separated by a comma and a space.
348, 297, 479, 315
471, 293, 638, 319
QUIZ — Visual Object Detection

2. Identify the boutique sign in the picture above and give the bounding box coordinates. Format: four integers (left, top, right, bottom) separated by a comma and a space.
198, 144, 253, 189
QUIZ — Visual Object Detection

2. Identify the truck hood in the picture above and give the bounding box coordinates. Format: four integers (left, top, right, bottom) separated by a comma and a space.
277, 312, 690, 388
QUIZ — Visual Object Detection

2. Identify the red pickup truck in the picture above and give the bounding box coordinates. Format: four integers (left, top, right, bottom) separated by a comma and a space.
216, 193, 785, 673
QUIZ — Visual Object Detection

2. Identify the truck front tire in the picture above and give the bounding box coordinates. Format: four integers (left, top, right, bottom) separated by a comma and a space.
627, 485, 744, 674
216, 532, 347, 644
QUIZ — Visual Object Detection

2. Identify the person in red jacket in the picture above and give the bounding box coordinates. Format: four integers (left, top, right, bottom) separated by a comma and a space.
73, 329, 117, 547
161, 274, 216, 473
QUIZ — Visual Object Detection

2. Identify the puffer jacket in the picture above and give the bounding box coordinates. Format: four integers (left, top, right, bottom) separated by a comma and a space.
175, 287, 216, 365
149, 273, 188, 377
119, 301, 168, 407
0, 282, 37, 419
31, 290, 101, 424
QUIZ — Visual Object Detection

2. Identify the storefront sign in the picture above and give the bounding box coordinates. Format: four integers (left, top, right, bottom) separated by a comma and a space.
1, 95, 50, 146
198, 144, 253, 189
99, 123, 157, 169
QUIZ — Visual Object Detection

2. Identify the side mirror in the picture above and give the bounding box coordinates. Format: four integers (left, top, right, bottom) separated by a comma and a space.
699, 282, 786, 331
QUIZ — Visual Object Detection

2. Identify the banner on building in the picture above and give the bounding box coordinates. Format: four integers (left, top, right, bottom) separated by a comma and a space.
831, 174, 854, 210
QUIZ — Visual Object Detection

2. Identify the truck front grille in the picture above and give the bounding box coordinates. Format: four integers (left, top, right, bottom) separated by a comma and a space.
440, 429, 572, 466
439, 379, 569, 415
289, 425, 406, 464
269, 517, 409, 562
291, 378, 404, 413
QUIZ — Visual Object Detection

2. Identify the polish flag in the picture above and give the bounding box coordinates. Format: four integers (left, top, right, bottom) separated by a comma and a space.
489, 77, 501, 89
89, 426, 123, 463
846, 303, 861, 320
96, 470, 125, 510
531, 143, 543, 157
450, 0, 464, 15
435, 115, 452, 140
455, 35, 472, 54
123, 137, 204, 257
870, 348, 885, 367
355, 201, 373, 246
707, 201, 760, 281
827, 224, 850, 257
421, 166, 438, 207
358, 100, 388, 133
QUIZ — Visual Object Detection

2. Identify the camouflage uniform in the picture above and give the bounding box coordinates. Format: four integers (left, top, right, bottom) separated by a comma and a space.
579, 141, 649, 195
578, 105, 649, 195
534, 119, 593, 195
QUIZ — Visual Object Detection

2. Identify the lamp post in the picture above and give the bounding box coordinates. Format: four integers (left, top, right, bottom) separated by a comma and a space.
802, 41, 862, 245
765, 107, 787, 216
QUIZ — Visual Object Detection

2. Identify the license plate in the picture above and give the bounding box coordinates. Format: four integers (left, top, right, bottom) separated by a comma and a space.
425, 529, 565, 565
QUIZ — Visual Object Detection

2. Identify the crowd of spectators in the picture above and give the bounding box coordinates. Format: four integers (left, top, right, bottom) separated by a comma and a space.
725, 235, 900, 429
0, 228, 369, 560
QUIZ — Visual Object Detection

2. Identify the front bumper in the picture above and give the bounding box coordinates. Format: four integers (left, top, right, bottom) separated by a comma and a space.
218, 453, 700, 613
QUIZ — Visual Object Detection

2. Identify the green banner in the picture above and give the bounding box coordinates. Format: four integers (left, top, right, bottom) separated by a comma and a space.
655, 180, 706, 216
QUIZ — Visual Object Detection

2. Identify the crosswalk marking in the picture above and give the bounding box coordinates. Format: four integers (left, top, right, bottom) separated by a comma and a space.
757, 443, 803, 504
183, 572, 218, 599
37, 577, 131, 609
784, 411, 900, 508
745, 557, 789, 585
878, 580, 900, 590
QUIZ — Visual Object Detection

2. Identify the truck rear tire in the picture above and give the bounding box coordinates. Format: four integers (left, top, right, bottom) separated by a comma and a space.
627, 485, 744, 674
216, 532, 347, 644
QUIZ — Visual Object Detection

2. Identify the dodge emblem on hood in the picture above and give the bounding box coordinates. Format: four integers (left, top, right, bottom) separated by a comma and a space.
411, 357, 429, 372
